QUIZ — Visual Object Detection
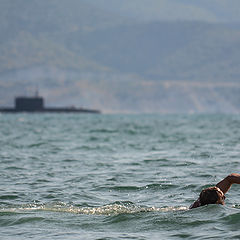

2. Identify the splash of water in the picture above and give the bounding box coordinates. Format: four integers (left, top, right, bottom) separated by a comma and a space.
0, 202, 188, 216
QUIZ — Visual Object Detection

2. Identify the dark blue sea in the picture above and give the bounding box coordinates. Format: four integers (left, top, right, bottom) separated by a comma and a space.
0, 113, 240, 239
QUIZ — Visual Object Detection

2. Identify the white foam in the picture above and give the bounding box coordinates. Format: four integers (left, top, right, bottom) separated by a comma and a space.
0, 203, 188, 216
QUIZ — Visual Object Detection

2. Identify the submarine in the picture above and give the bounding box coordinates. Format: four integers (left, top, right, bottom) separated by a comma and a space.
0, 95, 100, 114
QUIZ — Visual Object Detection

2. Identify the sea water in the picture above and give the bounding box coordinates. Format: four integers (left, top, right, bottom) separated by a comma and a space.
0, 113, 240, 239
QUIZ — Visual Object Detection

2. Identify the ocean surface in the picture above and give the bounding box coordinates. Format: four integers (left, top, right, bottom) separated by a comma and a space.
0, 113, 240, 239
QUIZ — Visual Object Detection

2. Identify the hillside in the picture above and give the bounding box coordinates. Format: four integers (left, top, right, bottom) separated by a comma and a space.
86, 0, 240, 23
68, 21, 240, 82
148, 25, 240, 82
0, 1, 240, 113
0, 0, 126, 37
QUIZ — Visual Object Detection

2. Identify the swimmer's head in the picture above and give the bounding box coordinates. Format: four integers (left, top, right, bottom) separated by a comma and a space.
199, 187, 225, 206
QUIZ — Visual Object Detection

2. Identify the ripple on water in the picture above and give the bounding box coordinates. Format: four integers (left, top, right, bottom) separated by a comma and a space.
0, 202, 188, 217
0, 114, 240, 239
220, 212, 240, 225
0, 195, 19, 200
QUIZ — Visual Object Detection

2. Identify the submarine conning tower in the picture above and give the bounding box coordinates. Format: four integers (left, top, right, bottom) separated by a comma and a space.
0, 95, 100, 113
15, 96, 44, 111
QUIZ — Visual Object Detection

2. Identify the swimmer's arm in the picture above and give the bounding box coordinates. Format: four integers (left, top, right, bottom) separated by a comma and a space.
216, 173, 240, 194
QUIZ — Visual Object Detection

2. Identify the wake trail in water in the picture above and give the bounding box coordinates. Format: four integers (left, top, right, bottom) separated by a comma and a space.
0, 202, 188, 216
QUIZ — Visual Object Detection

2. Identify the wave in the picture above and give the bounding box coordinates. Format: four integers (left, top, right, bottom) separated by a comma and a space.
0, 201, 187, 216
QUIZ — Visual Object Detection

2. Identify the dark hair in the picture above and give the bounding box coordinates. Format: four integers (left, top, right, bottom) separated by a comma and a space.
199, 187, 221, 206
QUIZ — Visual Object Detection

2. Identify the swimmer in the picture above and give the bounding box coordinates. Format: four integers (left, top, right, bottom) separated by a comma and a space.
190, 173, 240, 209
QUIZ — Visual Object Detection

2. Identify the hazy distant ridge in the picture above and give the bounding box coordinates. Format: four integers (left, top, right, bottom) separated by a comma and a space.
0, 0, 240, 113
